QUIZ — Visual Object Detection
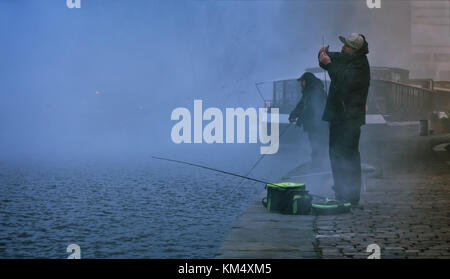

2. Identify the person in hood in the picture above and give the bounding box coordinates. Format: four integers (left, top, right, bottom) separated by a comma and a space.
289, 72, 329, 169
318, 33, 371, 206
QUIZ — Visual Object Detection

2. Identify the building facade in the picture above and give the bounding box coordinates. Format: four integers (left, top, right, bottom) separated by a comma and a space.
410, 0, 450, 81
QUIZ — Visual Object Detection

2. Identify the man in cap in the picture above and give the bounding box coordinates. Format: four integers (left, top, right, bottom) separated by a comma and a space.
289, 72, 329, 169
318, 33, 371, 206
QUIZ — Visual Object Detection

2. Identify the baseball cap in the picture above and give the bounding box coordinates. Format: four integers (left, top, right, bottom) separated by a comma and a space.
339, 33, 364, 50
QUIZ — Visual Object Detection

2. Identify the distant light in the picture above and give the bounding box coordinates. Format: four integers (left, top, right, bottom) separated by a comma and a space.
95, 90, 100, 95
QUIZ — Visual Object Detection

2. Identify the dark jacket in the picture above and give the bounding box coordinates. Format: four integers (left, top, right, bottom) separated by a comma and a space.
289, 73, 328, 132
319, 36, 371, 125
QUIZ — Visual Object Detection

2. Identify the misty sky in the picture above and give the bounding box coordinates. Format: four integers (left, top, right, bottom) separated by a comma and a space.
0, 0, 412, 162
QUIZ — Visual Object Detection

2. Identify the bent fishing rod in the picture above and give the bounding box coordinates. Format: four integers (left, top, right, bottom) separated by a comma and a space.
322, 34, 328, 95
151, 155, 328, 200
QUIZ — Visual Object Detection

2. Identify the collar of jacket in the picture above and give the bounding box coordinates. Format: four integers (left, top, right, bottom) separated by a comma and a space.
340, 51, 366, 65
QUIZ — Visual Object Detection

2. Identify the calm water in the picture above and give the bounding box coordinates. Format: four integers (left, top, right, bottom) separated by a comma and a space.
0, 144, 305, 258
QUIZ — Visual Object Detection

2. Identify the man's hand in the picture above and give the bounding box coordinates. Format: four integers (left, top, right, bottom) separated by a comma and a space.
288, 113, 297, 123
319, 51, 331, 65
319, 45, 329, 54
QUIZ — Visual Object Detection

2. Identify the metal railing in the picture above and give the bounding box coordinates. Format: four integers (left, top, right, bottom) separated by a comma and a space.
370, 79, 450, 120
267, 74, 450, 120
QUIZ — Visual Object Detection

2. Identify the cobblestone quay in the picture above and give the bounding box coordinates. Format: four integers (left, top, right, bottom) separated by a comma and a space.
216, 125, 450, 259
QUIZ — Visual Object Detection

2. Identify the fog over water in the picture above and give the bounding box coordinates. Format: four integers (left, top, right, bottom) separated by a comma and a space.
0, 0, 412, 258
0, 1, 411, 163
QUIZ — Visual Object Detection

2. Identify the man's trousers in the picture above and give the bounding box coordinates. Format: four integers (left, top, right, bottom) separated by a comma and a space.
329, 120, 362, 204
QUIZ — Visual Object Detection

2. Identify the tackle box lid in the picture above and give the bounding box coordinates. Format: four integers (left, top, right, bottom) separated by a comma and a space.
266, 182, 306, 190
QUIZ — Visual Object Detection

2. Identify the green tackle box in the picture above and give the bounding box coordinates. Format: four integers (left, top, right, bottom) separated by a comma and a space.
262, 182, 312, 215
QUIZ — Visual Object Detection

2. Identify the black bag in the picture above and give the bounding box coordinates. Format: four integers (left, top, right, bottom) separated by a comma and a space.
262, 182, 312, 215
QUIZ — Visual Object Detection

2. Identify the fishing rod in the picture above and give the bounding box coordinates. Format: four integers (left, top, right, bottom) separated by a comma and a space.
152, 156, 270, 185
254, 82, 266, 103
227, 123, 293, 197
154, 79, 326, 199
152, 155, 327, 200
241, 78, 294, 189
245, 123, 294, 177
322, 35, 328, 95
227, 73, 329, 197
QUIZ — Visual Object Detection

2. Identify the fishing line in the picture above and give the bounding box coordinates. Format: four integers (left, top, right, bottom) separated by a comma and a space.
151, 155, 327, 200
226, 123, 293, 198
153, 74, 331, 201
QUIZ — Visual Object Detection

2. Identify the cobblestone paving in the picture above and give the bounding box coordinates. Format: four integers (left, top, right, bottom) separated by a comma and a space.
216, 128, 449, 259
314, 134, 450, 259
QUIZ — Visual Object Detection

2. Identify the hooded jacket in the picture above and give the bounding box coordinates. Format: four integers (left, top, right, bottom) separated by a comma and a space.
289, 72, 328, 132
319, 36, 371, 125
